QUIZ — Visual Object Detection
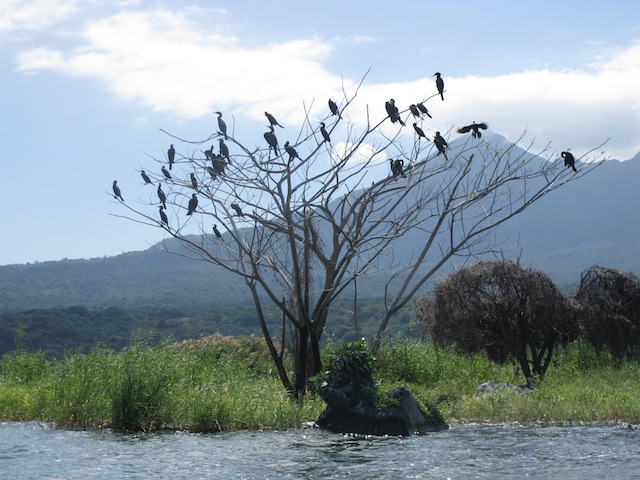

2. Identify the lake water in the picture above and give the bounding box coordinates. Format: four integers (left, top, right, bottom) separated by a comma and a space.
1, 421, 639, 479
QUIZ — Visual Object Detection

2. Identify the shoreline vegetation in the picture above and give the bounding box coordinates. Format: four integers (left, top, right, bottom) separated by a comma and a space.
1, 335, 639, 432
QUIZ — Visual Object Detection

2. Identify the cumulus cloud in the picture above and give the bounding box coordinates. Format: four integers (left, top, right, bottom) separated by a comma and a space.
0, 0, 95, 33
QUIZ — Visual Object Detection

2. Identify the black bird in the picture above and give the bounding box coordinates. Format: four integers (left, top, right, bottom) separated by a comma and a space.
112, 180, 124, 201
190, 172, 198, 190
561, 151, 577, 172
214, 111, 228, 139
433, 72, 444, 101
141, 170, 153, 185
219, 139, 231, 163
213, 224, 222, 239
231, 203, 243, 216
433, 131, 448, 159
458, 122, 488, 139
385, 99, 405, 126
186, 193, 198, 215
284, 141, 299, 161
409, 104, 421, 118
416, 102, 432, 118
159, 205, 168, 225
161, 165, 172, 179
264, 125, 279, 155
204, 145, 215, 161
320, 122, 331, 143
168, 144, 175, 170
328, 98, 340, 117
212, 154, 227, 175
157, 184, 166, 209
413, 123, 428, 140
206, 167, 217, 180
265, 111, 284, 128
390, 159, 406, 178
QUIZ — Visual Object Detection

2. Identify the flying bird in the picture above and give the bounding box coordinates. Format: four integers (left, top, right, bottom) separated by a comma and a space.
141, 170, 153, 185
433, 72, 444, 101
213, 224, 222, 239
416, 103, 432, 118
161, 166, 172, 179
385, 99, 405, 126
328, 98, 340, 117
219, 139, 230, 163
112, 180, 124, 201
214, 111, 228, 139
320, 122, 331, 143
264, 125, 279, 155
231, 203, 243, 216
159, 205, 168, 225
190, 172, 198, 190
186, 193, 198, 215
409, 104, 421, 118
433, 131, 448, 159
265, 111, 284, 128
167, 144, 175, 170
413, 123, 428, 140
157, 184, 166, 209
561, 151, 577, 172
284, 141, 299, 161
458, 122, 488, 139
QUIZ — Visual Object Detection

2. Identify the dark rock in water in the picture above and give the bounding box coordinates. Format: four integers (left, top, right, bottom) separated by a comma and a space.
316, 386, 448, 436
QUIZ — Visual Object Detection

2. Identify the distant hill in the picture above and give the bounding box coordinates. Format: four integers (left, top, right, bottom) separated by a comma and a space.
0, 135, 638, 313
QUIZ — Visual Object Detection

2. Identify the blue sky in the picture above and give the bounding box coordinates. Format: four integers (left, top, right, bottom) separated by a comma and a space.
1, 0, 639, 265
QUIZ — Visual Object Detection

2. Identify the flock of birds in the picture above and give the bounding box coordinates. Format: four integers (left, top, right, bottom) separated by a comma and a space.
112, 71, 579, 234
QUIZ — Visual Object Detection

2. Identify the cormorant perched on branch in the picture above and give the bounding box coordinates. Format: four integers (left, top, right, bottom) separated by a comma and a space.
409, 104, 421, 118
214, 111, 228, 139
204, 145, 214, 161
161, 166, 171, 179
416, 102, 432, 118
157, 184, 166, 209
284, 141, 299, 161
413, 123, 428, 140
433, 131, 448, 159
385, 99, 405, 126
190, 172, 198, 190
219, 139, 230, 163
167, 144, 175, 170
328, 98, 340, 117
320, 122, 331, 143
213, 224, 222, 239
231, 203, 243, 216
433, 72, 444, 101
561, 151, 577, 172
265, 111, 284, 128
141, 170, 153, 185
112, 180, 124, 201
458, 122, 488, 139
186, 193, 198, 215
159, 205, 168, 225
390, 159, 406, 178
264, 125, 279, 155
206, 167, 217, 180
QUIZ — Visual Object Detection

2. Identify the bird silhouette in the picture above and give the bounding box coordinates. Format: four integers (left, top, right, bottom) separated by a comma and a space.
320, 122, 331, 143
264, 125, 279, 155
433, 131, 448, 159
186, 193, 198, 215
416, 102, 432, 118
161, 166, 172, 179
409, 104, 421, 118
328, 98, 340, 117
206, 167, 217, 180
157, 184, 166, 209
561, 151, 577, 172
413, 123, 428, 140
159, 205, 168, 225
284, 141, 299, 161
190, 172, 198, 190
112, 180, 124, 201
214, 111, 228, 139
385, 99, 405, 126
458, 122, 488, 139
390, 159, 406, 178
219, 139, 231, 163
168, 144, 175, 170
231, 203, 243, 216
141, 170, 153, 185
433, 72, 444, 101
213, 224, 222, 239
265, 111, 284, 128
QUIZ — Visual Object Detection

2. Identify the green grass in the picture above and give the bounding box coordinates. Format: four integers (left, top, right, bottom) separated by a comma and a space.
1, 336, 639, 431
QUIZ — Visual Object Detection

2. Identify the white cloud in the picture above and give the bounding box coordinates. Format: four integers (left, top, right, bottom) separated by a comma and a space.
0, 0, 94, 33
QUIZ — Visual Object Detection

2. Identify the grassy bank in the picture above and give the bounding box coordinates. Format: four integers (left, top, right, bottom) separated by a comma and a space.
1, 336, 639, 431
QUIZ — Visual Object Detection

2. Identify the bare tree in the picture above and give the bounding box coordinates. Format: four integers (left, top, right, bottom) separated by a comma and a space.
112, 78, 606, 397
416, 260, 575, 385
